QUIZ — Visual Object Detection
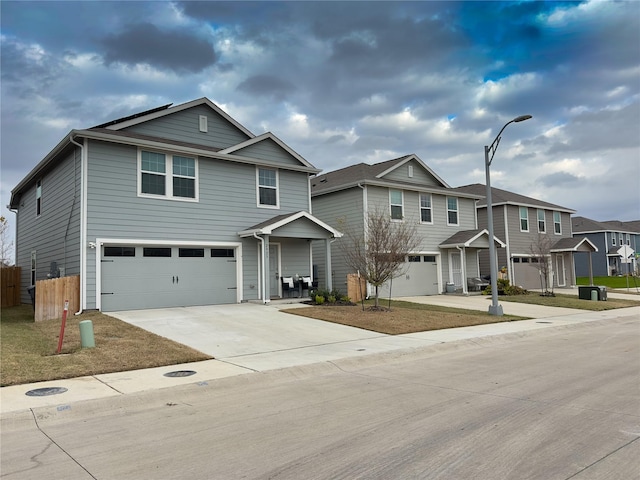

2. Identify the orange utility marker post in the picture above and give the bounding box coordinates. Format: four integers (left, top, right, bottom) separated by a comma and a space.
56, 300, 69, 354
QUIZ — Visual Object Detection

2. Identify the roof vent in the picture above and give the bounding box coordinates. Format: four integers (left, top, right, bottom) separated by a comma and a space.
199, 115, 208, 133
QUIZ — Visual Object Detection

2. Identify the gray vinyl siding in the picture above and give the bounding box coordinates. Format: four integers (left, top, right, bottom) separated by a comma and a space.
312, 185, 478, 294
276, 238, 312, 278
123, 105, 250, 150
381, 159, 445, 187
229, 139, 304, 168
84, 139, 312, 307
14, 148, 81, 303
311, 188, 365, 291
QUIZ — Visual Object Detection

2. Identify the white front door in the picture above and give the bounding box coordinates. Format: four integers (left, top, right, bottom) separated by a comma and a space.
449, 252, 463, 288
556, 254, 566, 287
269, 244, 281, 298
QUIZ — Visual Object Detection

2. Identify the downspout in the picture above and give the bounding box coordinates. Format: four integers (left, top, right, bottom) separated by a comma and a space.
69, 134, 86, 315
253, 232, 267, 304
357, 183, 370, 298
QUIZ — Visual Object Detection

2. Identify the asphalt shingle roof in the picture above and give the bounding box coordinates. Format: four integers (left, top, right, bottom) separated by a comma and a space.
452, 184, 574, 212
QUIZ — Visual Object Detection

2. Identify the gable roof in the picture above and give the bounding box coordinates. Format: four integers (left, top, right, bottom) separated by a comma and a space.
572, 216, 640, 234
550, 236, 598, 253
9, 98, 318, 208
310, 155, 480, 199
237, 211, 342, 238
453, 184, 575, 213
439, 229, 506, 249
102, 97, 255, 139
219, 132, 317, 170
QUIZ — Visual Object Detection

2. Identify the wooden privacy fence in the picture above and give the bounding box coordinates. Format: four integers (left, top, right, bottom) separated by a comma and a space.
347, 273, 366, 303
1, 266, 21, 308
35, 275, 80, 322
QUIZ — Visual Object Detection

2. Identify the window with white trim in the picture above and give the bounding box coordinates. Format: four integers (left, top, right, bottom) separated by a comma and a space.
390, 189, 403, 220
520, 207, 529, 232
139, 150, 197, 200
420, 193, 432, 223
537, 209, 546, 233
447, 197, 458, 225
627, 236, 630, 246
611, 232, 616, 246
36, 180, 42, 216
619, 233, 623, 245
553, 211, 562, 234
257, 167, 278, 207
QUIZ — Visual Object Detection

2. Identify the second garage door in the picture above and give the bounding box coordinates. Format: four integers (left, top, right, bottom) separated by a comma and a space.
101, 245, 237, 312
380, 255, 440, 297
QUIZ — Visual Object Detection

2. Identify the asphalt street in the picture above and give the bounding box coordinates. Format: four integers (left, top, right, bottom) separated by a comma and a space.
2, 313, 638, 479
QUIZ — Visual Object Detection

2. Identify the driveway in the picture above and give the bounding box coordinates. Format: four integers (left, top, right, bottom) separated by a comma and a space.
108, 303, 386, 359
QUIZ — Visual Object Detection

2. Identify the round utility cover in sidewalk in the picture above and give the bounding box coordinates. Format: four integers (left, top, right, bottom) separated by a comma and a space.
163, 370, 197, 378
26, 387, 68, 397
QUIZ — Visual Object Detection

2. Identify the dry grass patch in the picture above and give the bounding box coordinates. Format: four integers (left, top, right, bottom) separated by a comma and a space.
1, 305, 212, 387
282, 301, 525, 335
497, 293, 640, 310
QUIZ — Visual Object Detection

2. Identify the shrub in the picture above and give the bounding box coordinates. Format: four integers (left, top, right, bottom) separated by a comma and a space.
315, 295, 325, 305
483, 278, 528, 296
327, 295, 336, 303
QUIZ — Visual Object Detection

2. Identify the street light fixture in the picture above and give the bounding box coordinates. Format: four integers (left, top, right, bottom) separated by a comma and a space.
485, 114, 532, 315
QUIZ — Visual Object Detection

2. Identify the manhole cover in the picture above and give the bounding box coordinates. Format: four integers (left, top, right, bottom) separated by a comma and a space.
26, 387, 68, 397
163, 370, 197, 378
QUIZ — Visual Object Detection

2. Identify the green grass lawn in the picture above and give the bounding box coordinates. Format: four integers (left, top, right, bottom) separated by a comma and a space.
576, 276, 640, 291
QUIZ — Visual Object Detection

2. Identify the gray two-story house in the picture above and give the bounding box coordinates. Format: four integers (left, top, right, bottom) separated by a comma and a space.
452, 184, 593, 290
310, 155, 502, 297
572, 217, 639, 277
9, 98, 341, 312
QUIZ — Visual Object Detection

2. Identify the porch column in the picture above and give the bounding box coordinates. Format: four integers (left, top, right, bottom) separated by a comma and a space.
325, 238, 333, 291
263, 235, 270, 303
588, 251, 594, 286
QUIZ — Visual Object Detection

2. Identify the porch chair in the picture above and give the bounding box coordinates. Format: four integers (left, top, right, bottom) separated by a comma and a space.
281, 276, 295, 298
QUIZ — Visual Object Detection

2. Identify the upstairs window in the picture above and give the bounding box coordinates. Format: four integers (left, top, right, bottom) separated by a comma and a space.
390, 189, 403, 220
420, 194, 432, 223
447, 197, 458, 225
257, 167, 278, 207
554, 211, 562, 234
537, 209, 546, 233
36, 180, 42, 216
139, 150, 197, 201
520, 207, 529, 232
611, 232, 616, 246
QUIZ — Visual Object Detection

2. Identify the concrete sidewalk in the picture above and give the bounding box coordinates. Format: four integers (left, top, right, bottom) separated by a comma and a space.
2, 292, 638, 415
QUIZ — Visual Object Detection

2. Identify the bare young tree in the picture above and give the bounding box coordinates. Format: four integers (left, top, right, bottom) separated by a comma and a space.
341, 208, 421, 309
0, 216, 13, 267
529, 234, 554, 296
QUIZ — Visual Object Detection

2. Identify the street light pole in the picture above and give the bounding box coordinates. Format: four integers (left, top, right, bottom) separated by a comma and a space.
485, 115, 532, 316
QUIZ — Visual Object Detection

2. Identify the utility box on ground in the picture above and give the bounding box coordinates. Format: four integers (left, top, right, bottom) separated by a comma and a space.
578, 286, 607, 301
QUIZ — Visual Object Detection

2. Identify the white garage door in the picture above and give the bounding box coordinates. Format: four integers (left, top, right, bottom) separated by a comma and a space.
101, 245, 237, 311
512, 257, 542, 290
380, 255, 439, 297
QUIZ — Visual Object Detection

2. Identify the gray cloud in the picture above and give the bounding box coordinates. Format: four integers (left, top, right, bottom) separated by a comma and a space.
236, 75, 296, 101
101, 23, 216, 73
537, 172, 581, 188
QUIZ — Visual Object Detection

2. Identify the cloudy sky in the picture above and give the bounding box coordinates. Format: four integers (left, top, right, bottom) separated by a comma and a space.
1, 0, 639, 250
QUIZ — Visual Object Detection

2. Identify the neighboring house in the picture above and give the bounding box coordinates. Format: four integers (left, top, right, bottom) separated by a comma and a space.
310, 155, 502, 297
572, 217, 640, 276
9, 98, 341, 312
452, 184, 592, 290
